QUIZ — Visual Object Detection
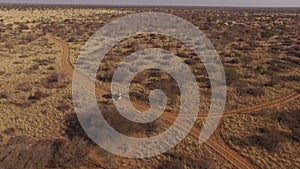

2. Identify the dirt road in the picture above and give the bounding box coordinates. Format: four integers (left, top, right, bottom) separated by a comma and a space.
47, 34, 299, 169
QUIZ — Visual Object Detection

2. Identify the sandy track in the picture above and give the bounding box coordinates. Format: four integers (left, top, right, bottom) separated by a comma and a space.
48, 34, 298, 169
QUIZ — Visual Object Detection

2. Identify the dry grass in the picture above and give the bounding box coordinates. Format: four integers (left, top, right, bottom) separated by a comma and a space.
0, 4, 299, 169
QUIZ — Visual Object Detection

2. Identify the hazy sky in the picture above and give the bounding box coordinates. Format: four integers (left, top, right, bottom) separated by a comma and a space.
0, 0, 299, 7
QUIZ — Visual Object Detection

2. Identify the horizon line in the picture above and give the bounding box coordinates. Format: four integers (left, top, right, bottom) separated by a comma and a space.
1, 2, 300, 8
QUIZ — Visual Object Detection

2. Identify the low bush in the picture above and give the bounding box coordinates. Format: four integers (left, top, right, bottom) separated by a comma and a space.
157, 159, 184, 169
248, 127, 285, 152
11, 98, 32, 108
229, 58, 240, 64
56, 102, 71, 112
23, 33, 36, 43
96, 69, 114, 82
67, 37, 76, 42
0, 136, 89, 169
16, 82, 32, 92
42, 72, 68, 89
3, 42, 13, 50
237, 87, 265, 97
279, 75, 300, 82
3, 127, 16, 135
230, 127, 285, 152
286, 50, 300, 58
254, 65, 266, 74
0, 70, 5, 75
273, 109, 300, 142
0, 91, 9, 99
224, 66, 240, 85
282, 57, 300, 65
261, 30, 275, 39
65, 105, 162, 142
291, 128, 300, 141
184, 59, 198, 65
267, 59, 294, 72
33, 58, 54, 66
28, 89, 48, 101
160, 152, 214, 169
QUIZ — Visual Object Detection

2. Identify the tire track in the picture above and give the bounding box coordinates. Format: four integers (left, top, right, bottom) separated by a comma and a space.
47, 34, 298, 169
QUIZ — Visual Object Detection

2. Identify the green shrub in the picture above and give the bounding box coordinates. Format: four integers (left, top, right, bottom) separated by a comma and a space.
224, 66, 240, 85
261, 30, 275, 39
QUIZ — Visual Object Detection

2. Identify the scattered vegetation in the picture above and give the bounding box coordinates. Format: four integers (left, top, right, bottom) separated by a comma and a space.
273, 109, 300, 142
0, 91, 9, 99
41, 72, 68, 89
261, 30, 275, 39
159, 152, 215, 169
16, 82, 32, 92
224, 66, 240, 85
229, 127, 285, 152
28, 89, 48, 101
0, 135, 89, 169
237, 86, 265, 97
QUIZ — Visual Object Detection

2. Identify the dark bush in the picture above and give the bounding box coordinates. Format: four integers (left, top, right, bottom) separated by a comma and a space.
19, 54, 28, 59
65, 105, 162, 142
279, 75, 300, 82
33, 58, 54, 66
23, 33, 35, 43
28, 89, 48, 101
255, 65, 266, 74
47, 137, 89, 168
282, 57, 300, 65
3, 127, 16, 135
266, 74, 286, 87
56, 103, 70, 112
261, 30, 275, 39
239, 87, 265, 97
46, 73, 58, 83
229, 58, 240, 64
269, 44, 284, 51
42, 72, 67, 89
96, 69, 114, 82
232, 127, 285, 152
291, 128, 300, 141
3, 42, 13, 49
286, 50, 300, 58
0, 134, 3, 142
26, 63, 40, 72
18, 23, 29, 30
64, 113, 89, 141
11, 98, 32, 108
224, 66, 240, 85
248, 134, 279, 152
0, 136, 89, 169
16, 82, 32, 92
157, 159, 184, 169
67, 37, 76, 42
13, 61, 23, 64
47, 66, 55, 70
0, 70, 5, 75
267, 59, 294, 72
177, 52, 189, 58
273, 110, 300, 142
0, 91, 9, 99
235, 81, 249, 97
184, 59, 198, 65
160, 152, 214, 169
129, 91, 149, 104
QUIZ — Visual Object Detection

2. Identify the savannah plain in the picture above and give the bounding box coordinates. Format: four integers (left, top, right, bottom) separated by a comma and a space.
0, 4, 299, 169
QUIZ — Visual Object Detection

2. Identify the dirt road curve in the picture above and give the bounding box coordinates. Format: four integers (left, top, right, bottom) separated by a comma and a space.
48, 34, 299, 169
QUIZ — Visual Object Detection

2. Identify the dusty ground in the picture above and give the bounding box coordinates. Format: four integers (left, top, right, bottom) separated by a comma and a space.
0, 5, 299, 169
